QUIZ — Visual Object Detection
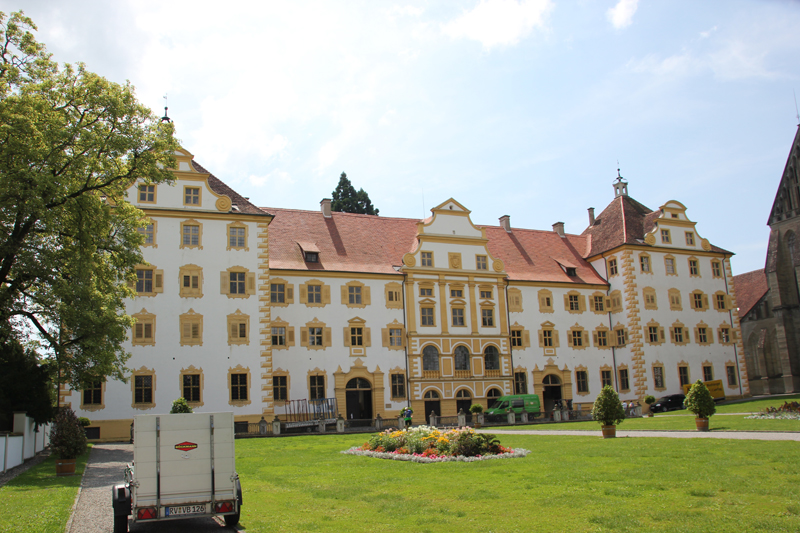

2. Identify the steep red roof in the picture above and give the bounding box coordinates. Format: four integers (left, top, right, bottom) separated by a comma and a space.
732, 268, 768, 317
192, 160, 270, 216
265, 207, 606, 284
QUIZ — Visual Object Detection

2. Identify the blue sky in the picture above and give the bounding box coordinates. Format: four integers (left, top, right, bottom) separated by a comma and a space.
15, 0, 800, 275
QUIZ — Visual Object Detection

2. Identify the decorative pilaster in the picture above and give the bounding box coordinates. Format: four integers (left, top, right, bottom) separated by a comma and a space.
257, 222, 273, 417
620, 250, 647, 397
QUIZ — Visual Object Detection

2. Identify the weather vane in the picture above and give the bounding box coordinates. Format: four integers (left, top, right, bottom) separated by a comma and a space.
161, 94, 171, 123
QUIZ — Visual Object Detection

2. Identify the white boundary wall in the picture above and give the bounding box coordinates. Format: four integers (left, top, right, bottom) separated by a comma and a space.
1, 412, 51, 473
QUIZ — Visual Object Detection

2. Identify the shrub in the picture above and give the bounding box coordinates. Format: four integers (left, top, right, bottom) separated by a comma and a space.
50, 407, 88, 459
170, 397, 193, 414
77, 417, 91, 427
684, 380, 716, 419
469, 403, 483, 414
591, 385, 626, 426
644, 395, 656, 405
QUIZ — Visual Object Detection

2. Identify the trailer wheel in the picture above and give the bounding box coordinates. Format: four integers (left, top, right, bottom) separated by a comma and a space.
113, 514, 128, 533
224, 478, 243, 527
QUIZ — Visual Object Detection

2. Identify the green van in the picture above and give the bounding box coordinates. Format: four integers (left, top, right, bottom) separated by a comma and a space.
485, 394, 541, 417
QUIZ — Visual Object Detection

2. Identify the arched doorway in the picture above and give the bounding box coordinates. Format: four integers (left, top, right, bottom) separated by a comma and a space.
346, 377, 372, 420
455, 389, 472, 414
424, 390, 441, 423
486, 387, 502, 409
542, 374, 562, 413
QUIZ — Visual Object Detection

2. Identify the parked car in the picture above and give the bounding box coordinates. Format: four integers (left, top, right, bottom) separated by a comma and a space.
650, 394, 686, 413
485, 395, 541, 417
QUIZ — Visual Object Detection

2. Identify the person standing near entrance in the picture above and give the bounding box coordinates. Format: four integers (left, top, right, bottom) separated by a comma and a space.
401, 406, 413, 428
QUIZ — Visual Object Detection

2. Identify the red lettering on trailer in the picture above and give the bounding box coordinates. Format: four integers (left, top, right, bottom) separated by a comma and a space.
175, 441, 198, 451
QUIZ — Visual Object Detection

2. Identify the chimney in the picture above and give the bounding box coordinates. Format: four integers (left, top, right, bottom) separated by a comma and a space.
588, 207, 595, 225
320, 198, 332, 218
499, 215, 511, 233
553, 222, 565, 237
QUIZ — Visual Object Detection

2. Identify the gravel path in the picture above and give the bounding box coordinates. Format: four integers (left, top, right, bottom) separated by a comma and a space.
67, 443, 233, 533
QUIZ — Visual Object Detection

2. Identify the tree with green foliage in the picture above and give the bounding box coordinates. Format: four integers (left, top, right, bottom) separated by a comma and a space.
684, 380, 716, 419
331, 172, 379, 215
0, 12, 178, 398
50, 407, 88, 459
591, 385, 626, 426
170, 397, 194, 414
0, 340, 54, 427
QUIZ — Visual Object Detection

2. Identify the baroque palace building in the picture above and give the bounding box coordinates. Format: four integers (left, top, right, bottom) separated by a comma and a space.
63, 148, 749, 441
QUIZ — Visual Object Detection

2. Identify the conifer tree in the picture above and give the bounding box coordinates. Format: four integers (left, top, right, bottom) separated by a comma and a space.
331, 172, 379, 215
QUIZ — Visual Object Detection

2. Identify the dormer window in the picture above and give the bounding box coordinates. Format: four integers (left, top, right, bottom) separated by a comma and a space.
305, 252, 319, 263
297, 241, 320, 263
566, 267, 577, 277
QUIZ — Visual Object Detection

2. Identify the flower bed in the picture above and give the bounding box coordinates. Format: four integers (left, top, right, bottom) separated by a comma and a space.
745, 401, 800, 420
342, 426, 529, 463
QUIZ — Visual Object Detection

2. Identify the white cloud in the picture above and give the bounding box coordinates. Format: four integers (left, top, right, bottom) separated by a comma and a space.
249, 169, 294, 188
699, 26, 718, 39
607, 0, 638, 29
441, 0, 552, 49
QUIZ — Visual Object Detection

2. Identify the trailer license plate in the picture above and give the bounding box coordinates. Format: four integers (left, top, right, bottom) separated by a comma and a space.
166, 504, 206, 517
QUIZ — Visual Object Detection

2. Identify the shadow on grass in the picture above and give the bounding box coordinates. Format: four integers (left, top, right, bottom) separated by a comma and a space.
3, 454, 88, 491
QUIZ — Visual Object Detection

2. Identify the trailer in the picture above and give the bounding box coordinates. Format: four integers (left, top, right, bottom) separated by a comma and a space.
111, 412, 242, 532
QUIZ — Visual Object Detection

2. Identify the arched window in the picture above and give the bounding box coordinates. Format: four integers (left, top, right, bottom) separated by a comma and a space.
424, 390, 440, 399
456, 389, 471, 399
486, 388, 502, 408
454, 345, 470, 371
346, 377, 371, 389
542, 374, 560, 385
422, 345, 439, 371
484, 345, 500, 370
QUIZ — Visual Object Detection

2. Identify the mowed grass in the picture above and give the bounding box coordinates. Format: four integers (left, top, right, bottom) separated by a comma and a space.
236, 434, 800, 533
0, 450, 90, 533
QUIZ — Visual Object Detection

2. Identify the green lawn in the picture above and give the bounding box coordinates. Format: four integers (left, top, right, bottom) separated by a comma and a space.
516, 415, 800, 432
0, 450, 90, 533
236, 434, 800, 533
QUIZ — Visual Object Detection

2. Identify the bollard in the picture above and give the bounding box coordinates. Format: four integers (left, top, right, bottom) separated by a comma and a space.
259, 416, 268, 435
429, 411, 437, 427
521, 411, 528, 424
336, 414, 345, 433
375, 414, 383, 431
507, 411, 515, 425
457, 408, 466, 427
553, 410, 562, 422
477, 413, 484, 427
398, 416, 405, 429
272, 416, 281, 435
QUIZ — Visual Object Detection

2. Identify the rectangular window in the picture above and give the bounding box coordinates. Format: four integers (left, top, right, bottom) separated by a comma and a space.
389, 328, 403, 347
481, 308, 494, 327
183, 374, 200, 402
596, 330, 607, 347
421, 307, 435, 326
693, 293, 704, 309
350, 327, 363, 346
134, 322, 153, 342
230, 321, 247, 341
134, 375, 153, 404
182, 224, 199, 246
476, 255, 488, 270
674, 327, 684, 344
391, 374, 406, 399
451, 289, 463, 298
726, 366, 737, 387
511, 329, 522, 347
310, 375, 325, 400
388, 290, 400, 302
348, 286, 362, 305
689, 259, 699, 276
420, 287, 433, 297
616, 328, 626, 346
608, 258, 618, 276
184, 186, 200, 205
703, 366, 713, 382
648, 326, 659, 343
640, 255, 650, 273
138, 223, 155, 245
480, 289, 492, 299
685, 232, 695, 245
569, 294, 580, 311
594, 296, 605, 312
229, 226, 246, 248
138, 184, 155, 202
619, 369, 630, 391
272, 327, 286, 346
661, 229, 671, 244
601, 370, 612, 388
514, 372, 528, 394
309, 327, 323, 346
542, 329, 553, 347
230, 271, 246, 294
719, 327, 731, 344
308, 284, 322, 304
665, 258, 675, 274
576, 371, 588, 393
421, 252, 433, 267
182, 322, 201, 341
231, 373, 248, 401
183, 273, 199, 291
716, 294, 726, 310
452, 308, 465, 327
271, 284, 285, 303
653, 366, 664, 389
572, 330, 583, 347
678, 366, 689, 387
712, 261, 722, 278
83, 382, 102, 405
273, 376, 287, 401
136, 269, 153, 293
698, 327, 708, 344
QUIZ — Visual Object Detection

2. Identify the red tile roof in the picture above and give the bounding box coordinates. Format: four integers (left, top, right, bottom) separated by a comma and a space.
192, 160, 271, 216
264, 207, 607, 284
732, 268, 768, 318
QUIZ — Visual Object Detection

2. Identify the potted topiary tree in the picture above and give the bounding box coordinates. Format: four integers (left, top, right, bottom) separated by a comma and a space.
50, 407, 88, 475
170, 397, 194, 414
644, 395, 656, 417
684, 380, 716, 431
469, 403, 484, 428
591, 385, 626, 438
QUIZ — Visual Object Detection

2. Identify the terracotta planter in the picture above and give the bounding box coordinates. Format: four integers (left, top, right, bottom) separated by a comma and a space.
55, 458, 76, 476
601, 425, 616, 438
695, 417, 709, 432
